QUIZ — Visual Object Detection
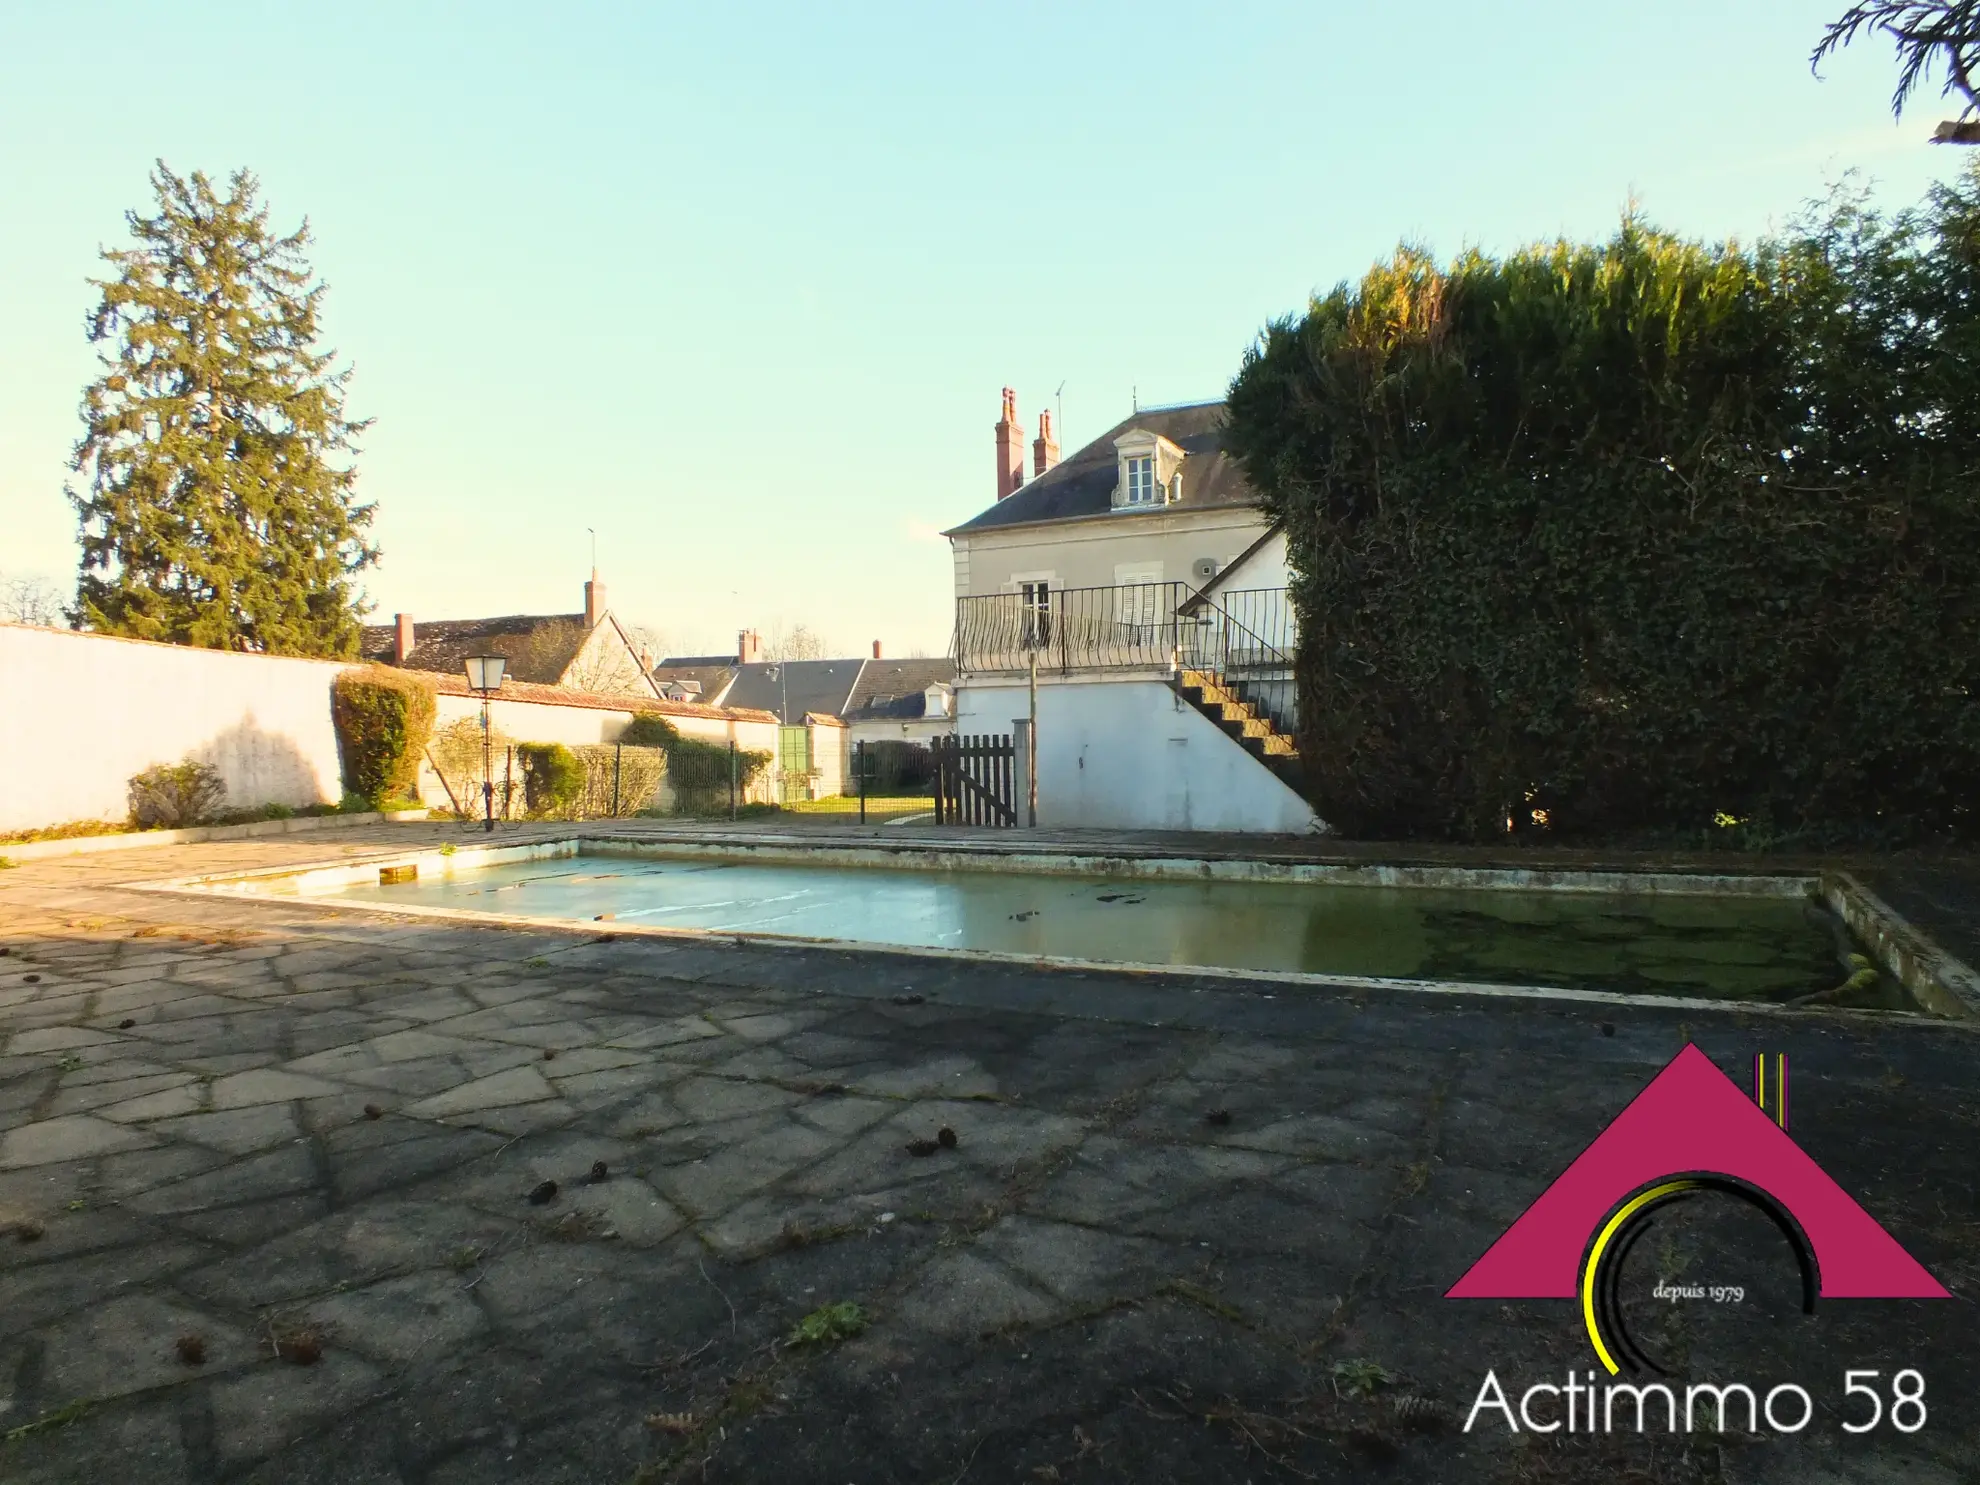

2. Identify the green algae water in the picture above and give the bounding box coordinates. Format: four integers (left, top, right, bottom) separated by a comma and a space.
329, 852, 1890, 1007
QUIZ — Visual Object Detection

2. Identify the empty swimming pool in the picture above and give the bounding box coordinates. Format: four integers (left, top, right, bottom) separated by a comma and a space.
306, 844, 1896, 1008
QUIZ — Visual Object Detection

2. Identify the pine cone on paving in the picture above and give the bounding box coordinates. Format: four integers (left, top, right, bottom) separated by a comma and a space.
905, 1138, 939, 1157
528, 1180, 559, 1205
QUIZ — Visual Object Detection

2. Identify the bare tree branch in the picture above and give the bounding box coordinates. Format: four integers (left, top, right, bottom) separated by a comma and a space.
0, 573, 67, 627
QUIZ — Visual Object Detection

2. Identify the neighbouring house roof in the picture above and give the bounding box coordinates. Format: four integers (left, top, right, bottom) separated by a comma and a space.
720, 659, 866, 724
649, 661, 740, 705
843, 658, 958, 721
944, 401, 1257, 536
422, 672, 777, 724
360, 613, 591, 685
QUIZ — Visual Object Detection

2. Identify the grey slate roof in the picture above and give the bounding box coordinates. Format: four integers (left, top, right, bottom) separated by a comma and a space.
844, 659, 957, 721
720, 660, 866, 724
649, 662, 740, 703
359, 614, 590, 684
944, 401, 1256, 536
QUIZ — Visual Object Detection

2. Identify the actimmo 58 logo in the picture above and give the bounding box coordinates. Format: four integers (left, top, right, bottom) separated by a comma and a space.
1446, 1045, 1946, 1437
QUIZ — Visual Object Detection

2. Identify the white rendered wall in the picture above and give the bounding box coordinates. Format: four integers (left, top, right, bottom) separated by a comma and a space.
956, 674, 1322, 833
0, 624, 351, 831
0, 623, 781, 832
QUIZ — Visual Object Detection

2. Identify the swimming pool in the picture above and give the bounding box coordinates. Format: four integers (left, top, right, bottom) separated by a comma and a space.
281, 841, 1899, 1009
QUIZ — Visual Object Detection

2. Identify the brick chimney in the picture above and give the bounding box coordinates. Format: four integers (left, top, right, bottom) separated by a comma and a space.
584, 569, 606, 629
995, 387, 1025, 501
872, 640, 883, 659
1033, 410, 1060, 477
393, 613, 415, 664
738, 628, 763, 664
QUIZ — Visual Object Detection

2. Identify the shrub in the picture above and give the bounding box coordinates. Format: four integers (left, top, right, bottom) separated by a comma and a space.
128, 760, 225, 829
518, 742, 584, 817
331, 668, 437, 809
858, 740, 934, 793
429, 717, 515, 819
619, 713, 681, 747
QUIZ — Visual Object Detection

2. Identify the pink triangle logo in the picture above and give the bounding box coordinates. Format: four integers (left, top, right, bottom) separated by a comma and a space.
1448, 1044, 1945, 1302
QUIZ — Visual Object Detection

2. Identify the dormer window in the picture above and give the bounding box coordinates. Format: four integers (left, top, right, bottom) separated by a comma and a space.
1112, 428, 1186, 510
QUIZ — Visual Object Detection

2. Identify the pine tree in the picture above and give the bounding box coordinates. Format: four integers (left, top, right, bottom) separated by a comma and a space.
68, 162, 378, 655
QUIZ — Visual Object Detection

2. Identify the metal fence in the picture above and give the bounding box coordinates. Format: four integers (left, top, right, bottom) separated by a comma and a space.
955, 582, 1190, 675
958, 584, 1293, 677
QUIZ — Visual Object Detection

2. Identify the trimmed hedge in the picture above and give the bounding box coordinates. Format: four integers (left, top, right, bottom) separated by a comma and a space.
1224, 174, 1980, 845
518, 742, 584, 817
620, 715, 774, 812
330, 668, 437, 809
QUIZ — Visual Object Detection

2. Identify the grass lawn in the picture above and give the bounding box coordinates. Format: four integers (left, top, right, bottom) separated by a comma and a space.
782, 794, 934, 815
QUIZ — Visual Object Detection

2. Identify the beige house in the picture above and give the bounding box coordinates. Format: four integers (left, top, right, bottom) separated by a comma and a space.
943, 390, 1315, 834
944, 394, 1276, 605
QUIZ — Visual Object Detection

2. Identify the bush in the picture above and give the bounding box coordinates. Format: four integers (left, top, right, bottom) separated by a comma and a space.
616, 716, 775, 814
619, 713, 681, 747
518, 742, 584, 817
429, 717, 516, 819
1224, 174, 1980, 845
331, 668, 437, 809
128, 759, 225, 829
858, 740, 934, 793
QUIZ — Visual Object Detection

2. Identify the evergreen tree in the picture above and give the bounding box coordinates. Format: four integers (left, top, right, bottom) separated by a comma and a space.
68, 162, 378, 655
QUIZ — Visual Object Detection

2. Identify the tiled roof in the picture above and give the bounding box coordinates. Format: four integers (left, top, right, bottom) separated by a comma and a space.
649, 663, 740, 703
423, 671, 776, 724
359, 614, 590, 684
944, 401, 1256, 535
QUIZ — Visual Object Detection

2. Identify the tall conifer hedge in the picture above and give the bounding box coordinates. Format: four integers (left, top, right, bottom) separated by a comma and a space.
1225, 174, 1980, 845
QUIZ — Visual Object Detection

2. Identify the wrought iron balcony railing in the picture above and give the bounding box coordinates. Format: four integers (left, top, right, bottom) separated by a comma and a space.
956, 583, 1294, 680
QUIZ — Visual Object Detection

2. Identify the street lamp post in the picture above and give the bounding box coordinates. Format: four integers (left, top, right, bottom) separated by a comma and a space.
464, 655, 508, 832
764, 663, 791, 803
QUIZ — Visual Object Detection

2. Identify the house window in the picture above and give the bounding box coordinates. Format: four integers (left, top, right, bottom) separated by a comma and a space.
1123, 455, 1156, 505
1114, 562, 1164, 633
1019, 580, 1052, 647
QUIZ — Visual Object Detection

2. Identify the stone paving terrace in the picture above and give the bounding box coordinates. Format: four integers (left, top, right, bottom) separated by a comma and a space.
1, 822, 1976, 1483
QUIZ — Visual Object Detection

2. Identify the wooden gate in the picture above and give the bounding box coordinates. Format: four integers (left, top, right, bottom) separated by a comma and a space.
931, 733, 1016, 827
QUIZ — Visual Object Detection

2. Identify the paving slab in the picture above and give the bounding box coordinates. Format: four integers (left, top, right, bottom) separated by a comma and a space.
0, 823, 1975, 1482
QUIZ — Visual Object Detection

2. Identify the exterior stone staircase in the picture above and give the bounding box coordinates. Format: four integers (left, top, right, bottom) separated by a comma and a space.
1173, 667, 1303, 792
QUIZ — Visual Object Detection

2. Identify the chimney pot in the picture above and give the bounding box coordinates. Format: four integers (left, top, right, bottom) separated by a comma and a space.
872, 640, 882, 659
394, 613, 415, 664
738, 628, 762, 664
995, 387, 1026, 502
584, 569, 606, 629
1033, 409, 1060, 477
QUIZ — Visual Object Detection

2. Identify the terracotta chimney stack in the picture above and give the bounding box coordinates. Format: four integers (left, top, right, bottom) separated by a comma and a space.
995, 387, 1025, 501
394, 613, 415, 664
738, 628, 763, 664
1033, 410, 1060, 477
584, 569, 606, 629
872, 640, 883, 659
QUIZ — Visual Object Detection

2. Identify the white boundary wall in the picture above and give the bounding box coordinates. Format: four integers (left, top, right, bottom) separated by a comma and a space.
0, 623, 783, 832
956, 673, 1323, 834
0, 624, 351, 831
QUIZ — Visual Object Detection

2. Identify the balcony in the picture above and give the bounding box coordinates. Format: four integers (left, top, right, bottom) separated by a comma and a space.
955, 582, 1295, 727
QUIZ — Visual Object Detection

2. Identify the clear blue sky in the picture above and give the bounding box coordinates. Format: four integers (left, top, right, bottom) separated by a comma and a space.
0, 1, 1958, 658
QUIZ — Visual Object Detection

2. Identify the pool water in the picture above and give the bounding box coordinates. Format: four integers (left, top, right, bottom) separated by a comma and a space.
330, 852, 1886, 1007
